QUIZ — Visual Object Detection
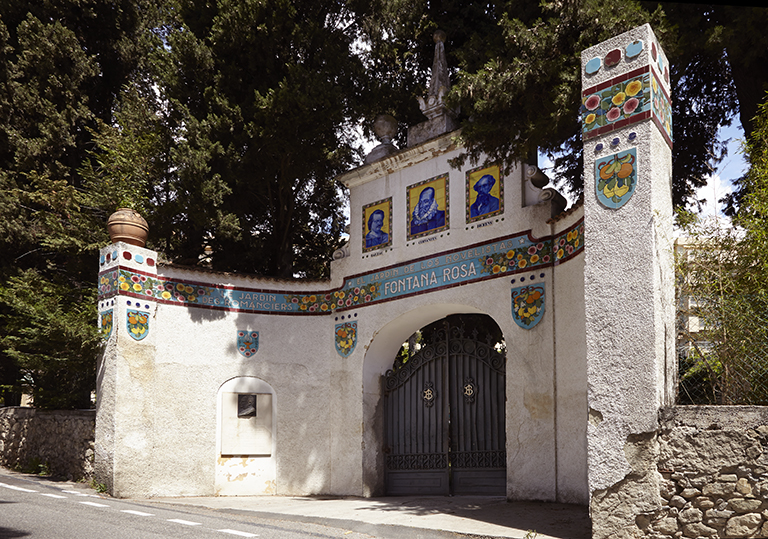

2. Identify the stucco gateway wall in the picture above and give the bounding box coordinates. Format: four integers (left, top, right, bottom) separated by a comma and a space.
95, 129, 588, 501
591, 406, 768, 539
0, 407, 95, 481
96, 258, 339, 498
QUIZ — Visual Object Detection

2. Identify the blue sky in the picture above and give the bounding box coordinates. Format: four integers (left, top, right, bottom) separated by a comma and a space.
696, 122, 747, 220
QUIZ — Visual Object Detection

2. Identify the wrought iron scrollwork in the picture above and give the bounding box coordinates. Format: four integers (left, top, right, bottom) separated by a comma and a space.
451, 451, 506, 468
384, 315, 507, 495
386, 453, 448, 470
384, 327, 448, 392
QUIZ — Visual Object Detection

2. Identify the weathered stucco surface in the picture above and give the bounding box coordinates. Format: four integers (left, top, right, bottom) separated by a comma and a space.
583, 23, 675, 498
94, 131, 589, 502
581, 24, 676, 539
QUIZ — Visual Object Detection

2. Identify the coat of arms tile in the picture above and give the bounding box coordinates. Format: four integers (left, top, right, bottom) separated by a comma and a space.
237, 331, 259, 357
595, 148, 637, 209
511, 284, 545, 329
100, 309, 113, 340
126, 309, 149, 341
335, 321, 357, 358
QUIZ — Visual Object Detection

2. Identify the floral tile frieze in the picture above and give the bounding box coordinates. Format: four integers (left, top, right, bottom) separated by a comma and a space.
98, 221, 584, 315
582, 71, 651, 139
582, 63, 672, 148
650, 68, 673, 148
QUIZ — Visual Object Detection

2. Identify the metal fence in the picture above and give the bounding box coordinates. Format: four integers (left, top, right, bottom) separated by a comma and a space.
676, 257, 768, 405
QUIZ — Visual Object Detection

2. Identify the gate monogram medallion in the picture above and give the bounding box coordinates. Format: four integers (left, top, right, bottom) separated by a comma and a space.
422, 381, 436, 407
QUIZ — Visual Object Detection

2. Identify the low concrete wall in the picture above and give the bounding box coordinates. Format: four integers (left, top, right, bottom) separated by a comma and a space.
592, 406, 768, 539
0, 407, 95, 481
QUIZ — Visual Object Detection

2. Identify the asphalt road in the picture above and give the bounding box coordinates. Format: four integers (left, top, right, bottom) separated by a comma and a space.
0, 472, 375, 539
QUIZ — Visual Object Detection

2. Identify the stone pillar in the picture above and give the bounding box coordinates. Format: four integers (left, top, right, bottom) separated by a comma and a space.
95, 241, 159, 496
581, 24, 675, 538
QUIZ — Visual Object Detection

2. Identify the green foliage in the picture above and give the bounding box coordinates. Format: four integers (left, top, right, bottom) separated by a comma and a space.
1, 0, 765, 410
735, 95, 768, 246
676, 93, 768, 405
0, 2, 155, 409
373, 1, 766, 210
676, 226, 768, 404
0, 0, 374, 407
417, 0, 665, 198
80, 97, 159, 214
90, 480, 108, 493
149, 0, 367, 277
0, 269, 100, 409
17, 456, 50, 476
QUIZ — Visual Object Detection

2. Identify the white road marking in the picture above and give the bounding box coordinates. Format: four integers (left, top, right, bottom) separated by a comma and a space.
62, 490, 90, 496
80, 501, 111, 507
217, 530, 259, 537
168, 519, 202, 526
40, 493, 67, 499
121, 510, 155, 517
0, 483, 37, 492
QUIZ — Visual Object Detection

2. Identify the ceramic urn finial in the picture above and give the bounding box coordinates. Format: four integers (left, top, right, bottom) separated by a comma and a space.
106, 208, 149, 247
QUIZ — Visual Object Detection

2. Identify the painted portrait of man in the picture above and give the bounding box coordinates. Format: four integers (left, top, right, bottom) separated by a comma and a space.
470, 175, 500, 218
466, 164, 503, 223
362, 198, 392, 252
366, 210, 389, 248
407, 174, 449, 239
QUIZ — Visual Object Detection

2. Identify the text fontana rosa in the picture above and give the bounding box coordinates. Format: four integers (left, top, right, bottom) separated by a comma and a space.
382, 262, 478, 296
359, 242, 520, 288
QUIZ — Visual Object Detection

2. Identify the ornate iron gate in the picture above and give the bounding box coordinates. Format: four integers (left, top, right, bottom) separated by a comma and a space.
383, 315, 506, 495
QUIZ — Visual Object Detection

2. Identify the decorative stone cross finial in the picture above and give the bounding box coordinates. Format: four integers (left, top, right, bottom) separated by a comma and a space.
407, 30, 458, 147
417, 30, 451, 120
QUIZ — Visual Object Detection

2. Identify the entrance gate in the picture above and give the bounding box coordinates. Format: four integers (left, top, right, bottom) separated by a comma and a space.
383, 315, 506, 495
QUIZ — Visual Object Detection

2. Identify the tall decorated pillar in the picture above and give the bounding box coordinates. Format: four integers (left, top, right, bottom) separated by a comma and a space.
581, 25, 675, 537
95, 236, 160, 495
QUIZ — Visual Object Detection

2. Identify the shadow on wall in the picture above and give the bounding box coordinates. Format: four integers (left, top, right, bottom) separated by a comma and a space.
0, 524, 28, 538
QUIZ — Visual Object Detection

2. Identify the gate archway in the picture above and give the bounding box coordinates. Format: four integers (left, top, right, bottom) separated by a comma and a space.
383, 314, 506, 495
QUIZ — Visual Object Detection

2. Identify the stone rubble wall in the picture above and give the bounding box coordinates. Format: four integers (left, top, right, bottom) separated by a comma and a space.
593, 406, 768, 539
0, 407, 95, 481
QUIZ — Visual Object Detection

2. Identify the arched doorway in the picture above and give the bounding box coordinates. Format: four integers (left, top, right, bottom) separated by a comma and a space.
383, 314, 506, 495
215, 377, 276, 496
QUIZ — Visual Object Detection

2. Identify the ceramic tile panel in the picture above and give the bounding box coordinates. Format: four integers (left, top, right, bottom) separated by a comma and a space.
466, 164, 504, 224
362, 197, 392, 253
102, 221, 583, 316
407, 173, 449, 241
595, 148, 638, 209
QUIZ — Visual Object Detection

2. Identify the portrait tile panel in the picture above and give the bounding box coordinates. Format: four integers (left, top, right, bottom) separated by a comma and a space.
406, 173, 449, 241
466, 164, 503, 224
362, 197, 393, 252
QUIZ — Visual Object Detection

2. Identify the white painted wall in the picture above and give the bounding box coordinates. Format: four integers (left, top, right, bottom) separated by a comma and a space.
95, 131, 588, 503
